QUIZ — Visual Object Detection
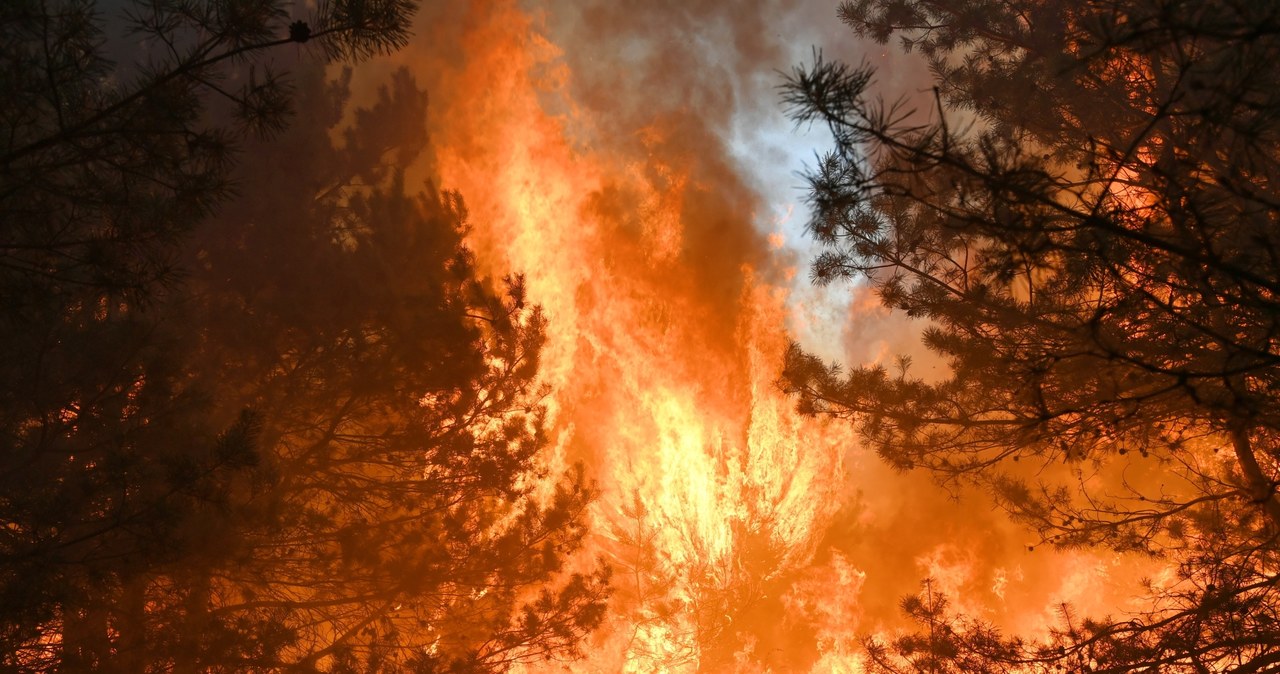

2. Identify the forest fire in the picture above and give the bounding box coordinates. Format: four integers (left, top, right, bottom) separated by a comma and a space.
391, 0, 1148, 671
404, 3, 852, 669
6, 0, 1277, 671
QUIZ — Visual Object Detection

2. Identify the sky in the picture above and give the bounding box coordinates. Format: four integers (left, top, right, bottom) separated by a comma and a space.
340, 1, 1160, 670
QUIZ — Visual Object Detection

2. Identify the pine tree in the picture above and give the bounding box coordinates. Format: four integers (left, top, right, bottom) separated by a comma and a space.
783, 0, 1280, 670
1, 1, 414, 669
171, 66, 609, 672
1, 3, 610, 671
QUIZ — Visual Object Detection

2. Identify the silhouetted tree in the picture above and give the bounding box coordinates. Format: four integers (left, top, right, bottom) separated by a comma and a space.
1, 1, 414, 670
0, 3, 609, 671
169, 66, 609, 673
860, 580, 1020, 674
783, 0, 1280, 671
862, 575, 1280, 674
1, 0, 414, 302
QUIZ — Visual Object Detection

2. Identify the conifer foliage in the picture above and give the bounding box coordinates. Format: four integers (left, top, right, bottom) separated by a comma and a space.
0, 2, 608, 671
784, 1, 1280, 671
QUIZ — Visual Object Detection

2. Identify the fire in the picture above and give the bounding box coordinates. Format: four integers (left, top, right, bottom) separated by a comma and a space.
374, 1, 1164, 671
394, 1, 852, 670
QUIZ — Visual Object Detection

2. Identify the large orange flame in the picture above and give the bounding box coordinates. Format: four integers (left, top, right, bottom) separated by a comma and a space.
373, 1, 1163, 671
398, 3, 852, 669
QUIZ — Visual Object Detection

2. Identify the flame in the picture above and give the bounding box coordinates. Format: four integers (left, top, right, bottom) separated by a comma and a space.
394, 2, 853, 670
372, 1, 1168, 671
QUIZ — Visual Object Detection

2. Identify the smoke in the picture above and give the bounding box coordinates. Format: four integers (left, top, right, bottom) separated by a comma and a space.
335, 1, 1160, 671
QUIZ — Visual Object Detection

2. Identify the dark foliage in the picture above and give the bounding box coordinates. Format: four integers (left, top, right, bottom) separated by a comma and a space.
783, 0, 1280, 671
0, 2, 609, 672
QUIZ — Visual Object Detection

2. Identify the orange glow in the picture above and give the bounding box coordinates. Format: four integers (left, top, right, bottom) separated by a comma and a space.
379, 1, 1164, 670
401, 4, 851, 669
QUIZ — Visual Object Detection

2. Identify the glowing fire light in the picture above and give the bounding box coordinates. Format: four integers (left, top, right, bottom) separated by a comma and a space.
381, 1, 1163, 670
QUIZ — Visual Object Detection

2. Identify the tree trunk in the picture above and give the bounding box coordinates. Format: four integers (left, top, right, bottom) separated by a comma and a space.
1230, 424, 1280, 528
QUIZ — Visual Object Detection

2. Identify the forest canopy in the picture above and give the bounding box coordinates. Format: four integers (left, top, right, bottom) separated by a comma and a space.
783, 0, 1280, 671
0, 1, 608, 672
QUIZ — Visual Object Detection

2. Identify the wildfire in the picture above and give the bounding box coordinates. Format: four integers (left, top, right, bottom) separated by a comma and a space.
378, 0, 1161, 671
395, 2, 851, 669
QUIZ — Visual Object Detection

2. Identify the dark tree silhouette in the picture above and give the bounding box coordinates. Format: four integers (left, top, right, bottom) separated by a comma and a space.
1, 0, 414, 302
860, 580, 1021, 674
168, 66, 609, 673
1, 2, 412, 670
783, 0, 1280, 671
0, 3, 609, 672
